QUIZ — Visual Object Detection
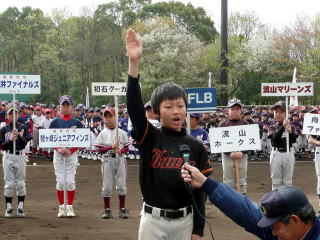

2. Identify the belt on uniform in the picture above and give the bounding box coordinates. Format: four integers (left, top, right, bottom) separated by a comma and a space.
6, 150, 23, 155
273, 147, 292, 153
144, 204, 192, 220
104, 152, 116, 158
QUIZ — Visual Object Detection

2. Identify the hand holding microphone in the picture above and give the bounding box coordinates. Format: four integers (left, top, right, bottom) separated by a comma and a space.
181, 164, 207, 189
179, 144, 207, 188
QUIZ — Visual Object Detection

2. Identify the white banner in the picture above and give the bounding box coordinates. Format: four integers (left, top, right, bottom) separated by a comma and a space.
261, 82, 313, 96
39, 128, 91, 148
302, 113, 320, 136
0, 74, 41, 94
92, 82, 126, 96
209, 124, 261, 153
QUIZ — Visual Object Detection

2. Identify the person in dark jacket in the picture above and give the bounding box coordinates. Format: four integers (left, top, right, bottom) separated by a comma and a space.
181, 164, 320, 240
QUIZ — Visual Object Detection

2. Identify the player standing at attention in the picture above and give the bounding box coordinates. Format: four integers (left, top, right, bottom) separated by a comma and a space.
0, 103, 32, 217
95, 107, 130, 219
49, 95, 83, 218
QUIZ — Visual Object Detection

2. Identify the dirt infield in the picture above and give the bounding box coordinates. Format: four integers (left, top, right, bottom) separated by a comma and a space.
0, 157, 318, 240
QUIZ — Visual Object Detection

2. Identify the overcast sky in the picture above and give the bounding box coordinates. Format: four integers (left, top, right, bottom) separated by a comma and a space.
0, 0, 319, 29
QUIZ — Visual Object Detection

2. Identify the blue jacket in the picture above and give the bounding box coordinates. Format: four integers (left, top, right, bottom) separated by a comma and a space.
202, 178, 320, 240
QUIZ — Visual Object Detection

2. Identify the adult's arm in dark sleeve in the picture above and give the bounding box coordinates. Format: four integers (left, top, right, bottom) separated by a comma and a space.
202, 179, 276, 240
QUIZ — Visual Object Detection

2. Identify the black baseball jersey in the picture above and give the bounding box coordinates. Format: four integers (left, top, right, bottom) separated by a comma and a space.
0, 123, 32, 151
268, 123, 297, 148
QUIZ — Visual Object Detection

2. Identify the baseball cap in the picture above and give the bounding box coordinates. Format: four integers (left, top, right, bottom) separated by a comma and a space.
93, 116, 102, 122
271, 101, 286, 111
144, 101, 152, 109
6, 103, 19, 114
257, 186, 310, 228
244, 111, 251, 115
59, 95, 73, 105
20, 104, 27, 110
45, 109, 52, 114
190, 113, 201, 119
35, 106, 41, 111
103, 107, 115, 117
228, 98, 243, 108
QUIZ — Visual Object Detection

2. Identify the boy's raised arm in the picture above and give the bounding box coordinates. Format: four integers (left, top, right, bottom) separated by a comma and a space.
126, 29, 142, 78
125, 29, 148, 142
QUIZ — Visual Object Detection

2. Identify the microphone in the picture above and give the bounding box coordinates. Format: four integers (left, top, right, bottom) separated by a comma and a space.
179, 144, 191, 164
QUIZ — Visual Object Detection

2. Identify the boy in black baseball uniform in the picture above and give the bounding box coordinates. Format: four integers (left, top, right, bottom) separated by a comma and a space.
126, 29, 212, 240
0, 103, 32, 217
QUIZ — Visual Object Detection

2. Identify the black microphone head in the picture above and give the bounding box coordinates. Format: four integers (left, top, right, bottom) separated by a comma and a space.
179, 144, 190, 154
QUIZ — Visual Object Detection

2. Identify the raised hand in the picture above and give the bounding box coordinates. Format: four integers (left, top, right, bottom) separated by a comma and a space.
125, 29, 142, 62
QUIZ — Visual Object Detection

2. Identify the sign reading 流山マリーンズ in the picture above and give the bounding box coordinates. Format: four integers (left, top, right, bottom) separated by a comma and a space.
261, 82, 313, 97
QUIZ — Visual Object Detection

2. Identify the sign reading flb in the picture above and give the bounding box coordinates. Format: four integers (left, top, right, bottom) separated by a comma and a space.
39, 129, 91, 148
261, 82, 313, 96
185, 88, 217, 113
0, 74, 41, 94
92, 82, 126, 96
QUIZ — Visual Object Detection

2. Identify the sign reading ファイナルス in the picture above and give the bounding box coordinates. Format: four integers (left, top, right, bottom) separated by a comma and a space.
185, 88, 217, 113
0, 74, 41, 94
302, 113, 320, 136
39, 128, 91, 148
209, 124, 261, 153
261, 82, 313, 96
92, 82, 126, 96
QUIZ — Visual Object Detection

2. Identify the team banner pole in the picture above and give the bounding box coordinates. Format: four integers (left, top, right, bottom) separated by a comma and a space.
286, 97, 290, 157
186, 113, 191, 135
114, 96, 119, 158
13, 93, 16, 153
234, 159, 240, 192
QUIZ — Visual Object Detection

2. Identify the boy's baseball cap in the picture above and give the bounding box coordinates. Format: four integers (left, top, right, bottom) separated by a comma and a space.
35, 106, 41, 111
271, 101, 286, 111
227, 98, 243, 108
59, 95, 73, 105
190, 113, 201, 119
45, 109, 52, 114
103, 107, 115, 117
93, 116, 102, 122
6, 103, 19, 114
144, 101, 152, 109
257, 186, 310, 227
